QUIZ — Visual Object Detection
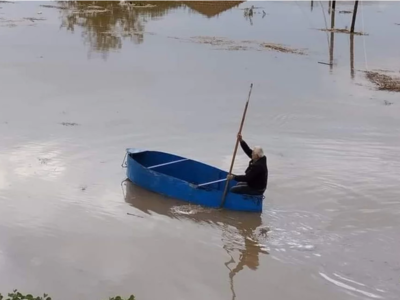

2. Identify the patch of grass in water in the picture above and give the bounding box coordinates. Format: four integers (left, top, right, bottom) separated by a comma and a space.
261, 42, 306, 55
189, 36, 306, 55
40, 5, 68, 10
318, 28, 368, 36
0, 290, 136, 300
365, 70, 400, 92
24, 17, 46, 22
60, 122, 80, 126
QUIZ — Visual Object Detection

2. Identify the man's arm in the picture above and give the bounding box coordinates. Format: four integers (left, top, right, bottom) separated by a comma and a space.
237, 133, 252, 158
240, 140, 253, 159
233, 165, 261, 183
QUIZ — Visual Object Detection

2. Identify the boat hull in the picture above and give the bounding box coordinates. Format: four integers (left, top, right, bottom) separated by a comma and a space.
123, 148, 264, 212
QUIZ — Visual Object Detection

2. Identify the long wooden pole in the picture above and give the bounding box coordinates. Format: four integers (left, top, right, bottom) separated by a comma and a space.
350, 0, 359, 33
329, 3, 335, 71
220, 83, 253, 208
350, 33, 355, 79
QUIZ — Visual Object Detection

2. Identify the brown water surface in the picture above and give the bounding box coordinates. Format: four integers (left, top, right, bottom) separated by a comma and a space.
1, 1, 400, 300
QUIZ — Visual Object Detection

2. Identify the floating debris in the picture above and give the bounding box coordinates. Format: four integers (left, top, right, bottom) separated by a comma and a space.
258, 226, 270, 237
24, 17, 46, 22
38, 158, 51, 164
60, 122, 80, 126
383, 100, 393, 106
191, 36, 233, 46
365, 70, 400, 92
261, 42, 306, 55
318, 28, 368, 36
225, 45, 250, 51
339, 10, 352, 14
127, 212, 144, 218
188, 36, 306, 55
395, 23, 400, 26
243, 5, 254, 17
0, 17, 45, 27
40, 4, 68, 10
318, 61, 333, 66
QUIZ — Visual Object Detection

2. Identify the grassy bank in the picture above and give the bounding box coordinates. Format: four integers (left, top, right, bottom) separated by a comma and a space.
0, 290, 135, 300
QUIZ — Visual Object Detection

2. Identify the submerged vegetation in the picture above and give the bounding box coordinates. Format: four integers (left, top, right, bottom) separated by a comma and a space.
182, 36, 306, 54
0, 290, 135, 300
317, 28, 368, 36
365, 70, 400, 92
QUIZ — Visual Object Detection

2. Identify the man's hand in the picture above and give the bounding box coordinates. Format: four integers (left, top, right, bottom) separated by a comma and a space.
237, 133, 243, 142
227, 174, 235, 180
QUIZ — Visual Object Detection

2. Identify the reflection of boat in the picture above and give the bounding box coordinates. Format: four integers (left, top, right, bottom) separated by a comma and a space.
122, 148, 264, 212
122, 180, 269, 300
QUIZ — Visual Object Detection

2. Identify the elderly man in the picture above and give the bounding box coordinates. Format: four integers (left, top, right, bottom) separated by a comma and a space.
227, 134, 268, 195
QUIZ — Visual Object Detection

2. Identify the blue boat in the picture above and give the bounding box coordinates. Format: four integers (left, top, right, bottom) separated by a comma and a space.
122, 148, 264, 212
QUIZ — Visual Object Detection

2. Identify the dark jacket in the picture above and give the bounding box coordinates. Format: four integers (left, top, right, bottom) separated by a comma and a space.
233, 140, 268, 191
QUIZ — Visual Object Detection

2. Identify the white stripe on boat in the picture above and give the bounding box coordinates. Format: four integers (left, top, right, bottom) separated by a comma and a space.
148, 158, 189, 169
197, 178, 227, 187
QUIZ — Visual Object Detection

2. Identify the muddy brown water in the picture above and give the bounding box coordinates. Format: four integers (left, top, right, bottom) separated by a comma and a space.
1, 1, 400, 300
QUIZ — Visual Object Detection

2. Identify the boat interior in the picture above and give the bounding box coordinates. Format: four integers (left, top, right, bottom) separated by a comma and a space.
129, 151, 230, 190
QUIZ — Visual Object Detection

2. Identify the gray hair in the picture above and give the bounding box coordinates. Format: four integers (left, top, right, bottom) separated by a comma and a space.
253, 146, 264, 158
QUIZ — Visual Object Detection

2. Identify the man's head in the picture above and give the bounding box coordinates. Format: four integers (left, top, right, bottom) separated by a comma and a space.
252, 146, 264, 160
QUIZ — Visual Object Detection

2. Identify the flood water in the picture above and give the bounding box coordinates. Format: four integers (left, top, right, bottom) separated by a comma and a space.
1, 1, 400, 300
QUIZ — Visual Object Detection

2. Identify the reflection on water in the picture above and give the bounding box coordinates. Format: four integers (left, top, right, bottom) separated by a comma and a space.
185, 1, 243, 18
122, 179, 269, 300
0, 141, 66, 183
57, 1, 184, 54
56, 1, 245, 55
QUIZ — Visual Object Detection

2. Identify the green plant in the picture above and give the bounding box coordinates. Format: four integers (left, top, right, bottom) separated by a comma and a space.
0, 290, 51, 300
0, 290, 135, 300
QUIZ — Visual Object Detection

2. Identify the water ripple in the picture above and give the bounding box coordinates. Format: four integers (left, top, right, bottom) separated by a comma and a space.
319, 272, 384, 299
